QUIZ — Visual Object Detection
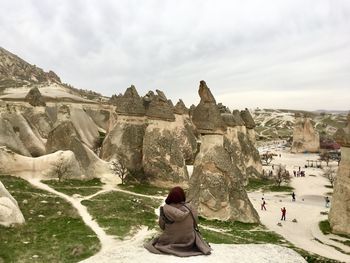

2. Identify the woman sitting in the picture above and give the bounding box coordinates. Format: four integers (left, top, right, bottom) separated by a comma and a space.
144, 186, 211, 257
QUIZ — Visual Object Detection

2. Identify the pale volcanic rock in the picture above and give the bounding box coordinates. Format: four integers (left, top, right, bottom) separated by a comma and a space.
174, 99, 189, 115
142, 119, 189, 185
329, 113, 350, 235
100, 115, 147, 172
0, 118, 30, 156
188, 134, 259, 223
0, 147, 82, 179
1, 111, 46, 156
0, 180, 25, 227
291, 116, 320, 153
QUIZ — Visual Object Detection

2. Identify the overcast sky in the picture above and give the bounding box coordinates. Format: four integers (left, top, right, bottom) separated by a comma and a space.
1, 0, 349, 111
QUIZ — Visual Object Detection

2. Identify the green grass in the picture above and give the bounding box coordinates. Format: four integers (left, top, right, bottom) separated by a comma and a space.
81, 191, 162, 238
330, 238, 350, 247
118, 183, 169, 196
43, 178, 103, 196
319, 220, 332, 235
199, 217, 285, 244
0, 175, 100, 263
246, 178, 294, 192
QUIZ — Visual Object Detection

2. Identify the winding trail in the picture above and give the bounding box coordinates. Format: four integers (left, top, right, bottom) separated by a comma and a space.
251, 147, 350, 262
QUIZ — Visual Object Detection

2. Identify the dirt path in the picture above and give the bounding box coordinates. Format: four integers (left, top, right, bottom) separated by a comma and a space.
250, 148, 350, 262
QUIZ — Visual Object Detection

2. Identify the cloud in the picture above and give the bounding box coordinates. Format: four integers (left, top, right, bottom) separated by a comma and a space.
0, 0, 349, 110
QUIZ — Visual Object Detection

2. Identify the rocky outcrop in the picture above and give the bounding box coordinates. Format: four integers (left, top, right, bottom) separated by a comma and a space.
191, 81, 226, 134
188, 81, 259, 223
142, 119, 189, 185
100, 115, 147, 172
25, 87, 46, 107
0, 180, 25, 227
0, 147, 82, 180
0, 118, 30, 156
113, 85, 146, 116
46, 121, 102, 178
1, 111, 46, 156
329, 113, 350, 235
143, 90, 175, 121
188, 135, 259, 222
291, 116, 320, 153
174, 100, 189, 115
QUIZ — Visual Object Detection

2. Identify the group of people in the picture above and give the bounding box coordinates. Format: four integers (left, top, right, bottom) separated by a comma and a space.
261, 198, 287, 221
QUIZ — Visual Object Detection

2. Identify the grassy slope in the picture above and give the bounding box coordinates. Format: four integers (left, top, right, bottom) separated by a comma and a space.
43, 178, 103, 196
0, 175, 100, 263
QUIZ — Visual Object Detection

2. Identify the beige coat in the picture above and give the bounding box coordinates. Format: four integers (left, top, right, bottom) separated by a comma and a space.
145, 203, 211, 257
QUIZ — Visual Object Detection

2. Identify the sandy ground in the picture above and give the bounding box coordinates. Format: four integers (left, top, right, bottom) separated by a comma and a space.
251, 145, 350, 262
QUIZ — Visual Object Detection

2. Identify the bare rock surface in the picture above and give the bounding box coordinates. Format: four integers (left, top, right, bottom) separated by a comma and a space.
0, 118, 30, 156
113, 85, 146, 116
142, 120, 188, 184
174, 99, 189, 115
329, 113, 350, 235
0, 180, 25, 227
188, 134, 259, 223
192, 81, 225, 134
143, 90, 175, 121
100, 116, 146, 172
291, 117, 320, 153
25, 87, 46, 106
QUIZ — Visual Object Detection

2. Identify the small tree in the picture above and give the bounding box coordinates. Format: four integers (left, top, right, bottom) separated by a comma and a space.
261, 152, 274, 165
273, 164, 291, 187
110, 158, 129, 185
50, 156, 74, 182
322, 167, 337, 187
320, 152, 330, 166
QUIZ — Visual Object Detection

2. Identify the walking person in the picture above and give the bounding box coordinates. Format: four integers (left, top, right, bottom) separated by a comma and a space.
261, 198, 267, 211
281, 207, 286, 221
325, 196, 330, 208
292, 192, 296, 202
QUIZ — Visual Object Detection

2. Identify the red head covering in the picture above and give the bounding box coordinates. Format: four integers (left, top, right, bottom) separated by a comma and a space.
165, 186, 186, 204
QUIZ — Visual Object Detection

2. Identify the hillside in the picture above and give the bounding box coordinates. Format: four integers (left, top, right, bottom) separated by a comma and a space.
252, 108, 347, 142
0, 47, 102, 101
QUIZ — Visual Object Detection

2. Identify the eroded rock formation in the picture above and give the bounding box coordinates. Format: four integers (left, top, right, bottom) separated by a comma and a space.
25, 87, 46, 107
189, 81, 259, 223
0, 180, 25, 227
329, 113, 350, 235
291, 116, 320, 153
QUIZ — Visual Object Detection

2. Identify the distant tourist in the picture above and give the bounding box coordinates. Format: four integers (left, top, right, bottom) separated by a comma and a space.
293, 170, 296, 177
261, 198, 267, 211
292, 192, 296, 202
281, 207, 286, 221
272, 164, 274, 170
325, 196, 330, 208
144, 186, 211, 257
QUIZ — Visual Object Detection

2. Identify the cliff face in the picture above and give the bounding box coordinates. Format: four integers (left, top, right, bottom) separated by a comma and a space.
291, 117, 320, 153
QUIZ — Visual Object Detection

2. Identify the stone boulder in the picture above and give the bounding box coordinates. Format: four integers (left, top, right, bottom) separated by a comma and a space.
0, 180, 25, 226
188, 134, 259, 223
291, 117, 320, 153
143, 90, 175, 121
329, 113, 350, 235
191, 81, 226, 134
25, 87, 46, 107
142, 120, 188, 185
